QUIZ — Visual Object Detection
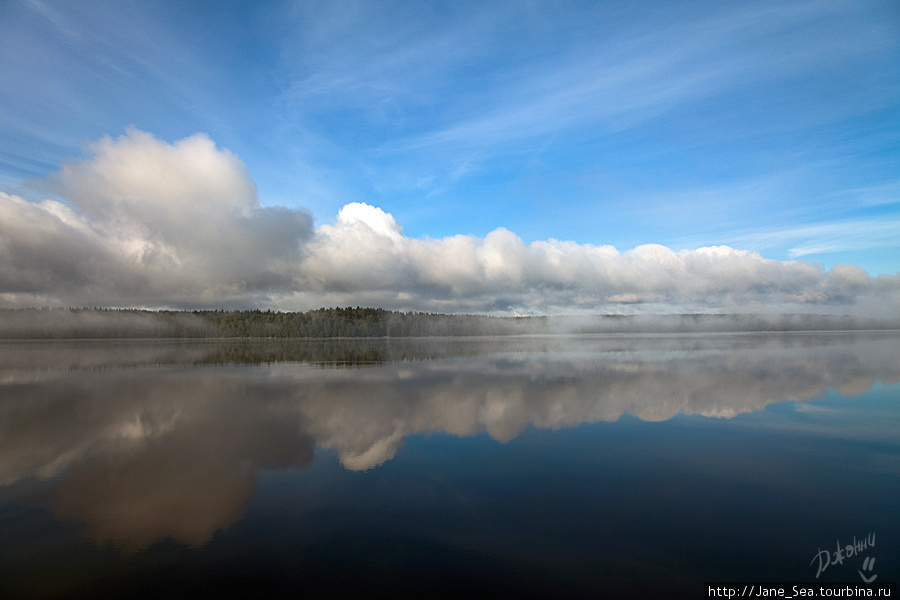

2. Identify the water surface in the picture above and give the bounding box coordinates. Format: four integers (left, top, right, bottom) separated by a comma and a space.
1, 333, 898, 598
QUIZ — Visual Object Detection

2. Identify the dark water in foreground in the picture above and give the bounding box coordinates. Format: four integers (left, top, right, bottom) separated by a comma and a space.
0, 333, 898, 598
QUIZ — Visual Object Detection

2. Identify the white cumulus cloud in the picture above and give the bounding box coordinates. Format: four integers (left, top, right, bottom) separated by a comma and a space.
1, 129, 313, 308
1, 130, 898, 315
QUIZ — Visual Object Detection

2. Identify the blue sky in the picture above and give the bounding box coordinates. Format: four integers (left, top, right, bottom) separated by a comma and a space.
1, 0, 899, 314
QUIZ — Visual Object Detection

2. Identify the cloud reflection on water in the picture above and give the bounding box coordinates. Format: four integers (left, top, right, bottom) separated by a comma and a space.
0, 333, 897, 549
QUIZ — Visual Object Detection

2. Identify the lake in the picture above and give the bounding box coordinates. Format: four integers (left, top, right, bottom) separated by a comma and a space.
1, 333, 898, 598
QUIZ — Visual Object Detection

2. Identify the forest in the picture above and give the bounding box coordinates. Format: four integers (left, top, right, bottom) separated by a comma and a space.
0, 306, 895, 339
0, 307, 540, 339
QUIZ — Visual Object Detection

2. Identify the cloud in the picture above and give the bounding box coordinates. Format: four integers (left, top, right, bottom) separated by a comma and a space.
721, 219, 900, 258
295, 202, 900, 315
1, 129, 313, 308
1, 130, 898, 315
366, 0, 897, 175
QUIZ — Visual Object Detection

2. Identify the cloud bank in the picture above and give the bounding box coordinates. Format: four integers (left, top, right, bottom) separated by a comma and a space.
1, 130, 897, 315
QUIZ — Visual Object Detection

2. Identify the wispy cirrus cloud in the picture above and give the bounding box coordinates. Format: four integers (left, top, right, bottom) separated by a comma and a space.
3, 0, 898, 280
361, 0, 896, 168
722, 220, 900, 258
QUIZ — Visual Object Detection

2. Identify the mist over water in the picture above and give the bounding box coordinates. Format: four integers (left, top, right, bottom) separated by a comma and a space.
1, 333, 898, 597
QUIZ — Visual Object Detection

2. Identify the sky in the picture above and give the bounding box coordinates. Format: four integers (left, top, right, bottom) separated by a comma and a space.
1, 0, 899, 315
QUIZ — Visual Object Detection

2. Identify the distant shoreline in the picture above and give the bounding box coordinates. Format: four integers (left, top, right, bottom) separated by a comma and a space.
1, 307, 898, 340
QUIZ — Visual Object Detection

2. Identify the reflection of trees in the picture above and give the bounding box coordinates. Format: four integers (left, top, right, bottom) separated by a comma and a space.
196, 339, 484, 366
0, 336, 590, 370
0, 333, 897, 549
7, 331, 899, 371
0, 338, 519, 371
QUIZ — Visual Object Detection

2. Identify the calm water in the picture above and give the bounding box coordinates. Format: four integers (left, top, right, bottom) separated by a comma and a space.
1, 333, 898, 598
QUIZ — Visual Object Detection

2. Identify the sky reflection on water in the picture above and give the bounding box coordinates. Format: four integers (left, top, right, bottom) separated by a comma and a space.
0, 333, 897, 597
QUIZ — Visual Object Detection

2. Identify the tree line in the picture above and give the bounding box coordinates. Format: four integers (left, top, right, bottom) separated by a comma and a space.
0, 307, 895, 339
0, 306, 545, 339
